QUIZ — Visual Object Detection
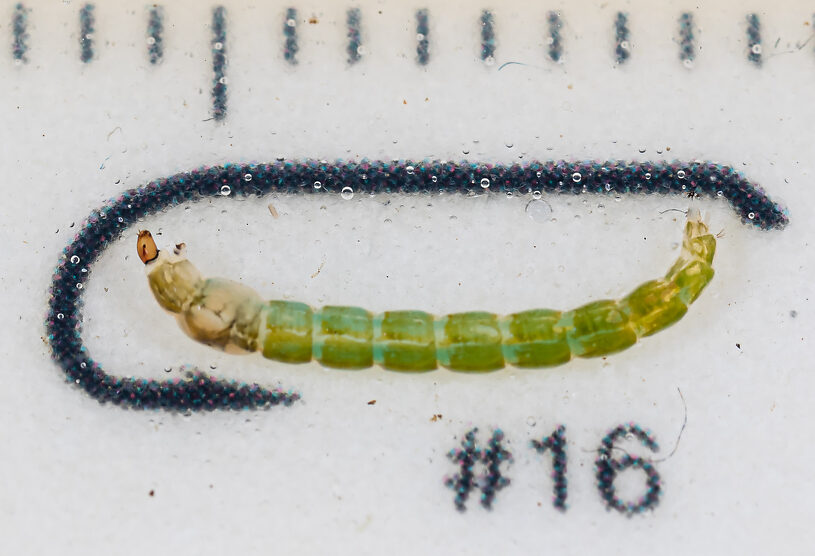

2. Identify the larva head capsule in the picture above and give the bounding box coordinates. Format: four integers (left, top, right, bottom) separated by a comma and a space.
137, 230, 159, 264
137, 231, 203, 314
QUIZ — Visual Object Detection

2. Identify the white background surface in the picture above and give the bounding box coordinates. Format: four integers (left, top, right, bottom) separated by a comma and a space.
1, 0, 814, 554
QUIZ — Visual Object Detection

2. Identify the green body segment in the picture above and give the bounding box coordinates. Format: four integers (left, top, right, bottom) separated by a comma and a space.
374, 311, 437, 371
254, 228, 715, 372
261, 301, 313, 363
314, 306, 374, 368
561, 300, 637, 358
501, 309, 570, 367
435, 312, 504, 371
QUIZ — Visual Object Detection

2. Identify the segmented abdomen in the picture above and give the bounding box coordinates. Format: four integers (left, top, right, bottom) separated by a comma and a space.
257, 224, 715, 372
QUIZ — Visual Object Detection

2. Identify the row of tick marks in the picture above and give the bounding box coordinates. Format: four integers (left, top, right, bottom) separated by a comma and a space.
11, 6, 779, 70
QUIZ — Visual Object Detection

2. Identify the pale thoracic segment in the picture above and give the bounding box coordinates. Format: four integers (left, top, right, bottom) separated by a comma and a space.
139, 210, 715, 372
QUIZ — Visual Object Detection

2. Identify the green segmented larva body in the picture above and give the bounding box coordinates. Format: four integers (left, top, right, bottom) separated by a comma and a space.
144, 211, 715, 372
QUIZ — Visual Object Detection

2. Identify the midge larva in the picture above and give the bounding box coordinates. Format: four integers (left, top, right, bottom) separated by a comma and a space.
137, 209, 715, 372
46, 160, 785, 410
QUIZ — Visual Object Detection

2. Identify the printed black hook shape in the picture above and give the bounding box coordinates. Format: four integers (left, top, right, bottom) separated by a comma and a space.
45, 159, 788, 412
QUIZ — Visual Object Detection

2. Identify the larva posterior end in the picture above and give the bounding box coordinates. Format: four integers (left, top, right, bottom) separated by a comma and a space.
684, 207, 710, 238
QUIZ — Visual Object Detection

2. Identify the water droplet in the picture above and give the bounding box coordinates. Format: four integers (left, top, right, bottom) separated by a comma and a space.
243, 173, 252, 182
214, 42, 223, 51
286, 18, 296, 27
683, 58, 694, 69
313, 181, 322, 189
462, 150, 470, 155
557, 265, 565, 272
638, 147, 646, 153
70, 255, 80, 264
76, 283, 83, 290
218, 76, 228, 85
525, 199, 553, 222
80, 362, 86, 369
620, 40, 629, 50
748, 212, 755, 220
536, 171, 542, 178
341, 186, 354, 200
677, 170, 686, 179
117, 217, 124, 223
645, 173, 652, 180
164, 366, 172, 373
571, 172, 582, 183
56, 313, 64, 320
751, 44, 762, 55
480, 177, 490, 188
220, 185, 231, 196
505, 142, 514, 149
146, 36, 156, 45
526, 416, 537, 427
532, 190, 542, 199
356, 45, 366, 56
210, 364, 217, 370
604, 183, 613, 191
625, 432, 634, 441
406, 165, 415, 175
431, 175, 438, 183
485, 55, 495, 66
416, 33, 425, 41
506, 191, 513, 198
716, 190, 724, 197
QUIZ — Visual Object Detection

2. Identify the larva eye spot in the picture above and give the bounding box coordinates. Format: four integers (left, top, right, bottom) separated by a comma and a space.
137, 230, 159, 264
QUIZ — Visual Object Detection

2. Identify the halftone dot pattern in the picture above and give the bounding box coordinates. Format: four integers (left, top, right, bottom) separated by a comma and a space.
479, 10, 495, 63
12, 3, 28, 64
531, 425, 568, 510
746, 13, 762, 65
678, 12, 694, 66
346, 8, 362, 64
79, 4, 94, 63
284, 7, 298, 65
614, 12, 630, 64
147, 6, 163, 65
595, 423, 661, 514
416, 9, 429, 65
547, 11, 563, 62
445, 428, 511, 510
211, 6, 227, 120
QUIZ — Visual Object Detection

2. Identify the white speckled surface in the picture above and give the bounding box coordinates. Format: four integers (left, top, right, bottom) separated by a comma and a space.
1, 1, 813, 554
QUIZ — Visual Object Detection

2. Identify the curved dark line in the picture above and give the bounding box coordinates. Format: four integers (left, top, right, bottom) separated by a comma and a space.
45, 159, 787, 412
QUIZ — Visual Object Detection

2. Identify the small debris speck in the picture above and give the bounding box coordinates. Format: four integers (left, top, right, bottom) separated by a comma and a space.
790, 310, 798, 318
736, 343, 741, 350
367, 399, 376, 405
430, 414, 443, 422
149, 489, 155, 497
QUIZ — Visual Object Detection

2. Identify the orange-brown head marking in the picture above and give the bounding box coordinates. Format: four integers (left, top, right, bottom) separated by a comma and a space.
137, 230, 159, 264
